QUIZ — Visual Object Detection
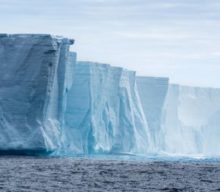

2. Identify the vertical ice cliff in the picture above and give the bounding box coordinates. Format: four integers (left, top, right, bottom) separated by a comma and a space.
137, 77, 169, 152
63, 62, 151, 155
2, 34, 220, 158
161, 84, 220, 156
0, 34, 74, 154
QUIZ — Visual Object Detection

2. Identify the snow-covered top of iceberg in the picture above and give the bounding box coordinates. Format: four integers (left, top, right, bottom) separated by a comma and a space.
77, 61, 136, 74
0, 34, 74, 45
171, 83, 220, 91
137, 76, 169, 82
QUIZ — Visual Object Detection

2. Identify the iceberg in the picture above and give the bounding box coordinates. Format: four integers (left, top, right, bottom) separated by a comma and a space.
62, 62, 151, 155
137, 77, 220, 157
161, 84, 220, 156
0, 34, 74, 154
137, 76, 169, 152
1, 34, 220, 158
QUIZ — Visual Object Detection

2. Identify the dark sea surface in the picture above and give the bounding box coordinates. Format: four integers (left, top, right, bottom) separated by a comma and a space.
0, 156, 220, 192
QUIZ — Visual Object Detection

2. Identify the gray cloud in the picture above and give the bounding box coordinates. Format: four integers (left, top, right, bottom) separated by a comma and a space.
0, 0, 220, 87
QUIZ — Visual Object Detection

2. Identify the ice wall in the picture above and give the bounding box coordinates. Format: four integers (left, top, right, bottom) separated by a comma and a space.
2, 34, 220, 158
161, 84, 220, 156
63, 62, 151, 155
0, 34, 74, 154
137, 77, 169, 151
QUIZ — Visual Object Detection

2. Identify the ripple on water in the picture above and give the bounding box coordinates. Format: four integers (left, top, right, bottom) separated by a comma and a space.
0, 156, 220, 191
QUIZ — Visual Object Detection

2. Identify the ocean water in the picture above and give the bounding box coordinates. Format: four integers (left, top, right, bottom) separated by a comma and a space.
0, 156, 220, 192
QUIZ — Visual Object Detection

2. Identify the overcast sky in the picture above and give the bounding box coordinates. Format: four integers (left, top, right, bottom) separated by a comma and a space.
1, 0, 220, 87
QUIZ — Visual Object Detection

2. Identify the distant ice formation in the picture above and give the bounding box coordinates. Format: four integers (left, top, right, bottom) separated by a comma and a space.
160, 84, 220, 156
1, 34, 220, 157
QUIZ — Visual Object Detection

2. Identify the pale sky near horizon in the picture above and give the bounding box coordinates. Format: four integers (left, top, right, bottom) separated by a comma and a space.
1, 0, 220, 87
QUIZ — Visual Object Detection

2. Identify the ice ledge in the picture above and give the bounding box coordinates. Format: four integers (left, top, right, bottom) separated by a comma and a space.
0, 33, 74, 45
170, 83, 220, 91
